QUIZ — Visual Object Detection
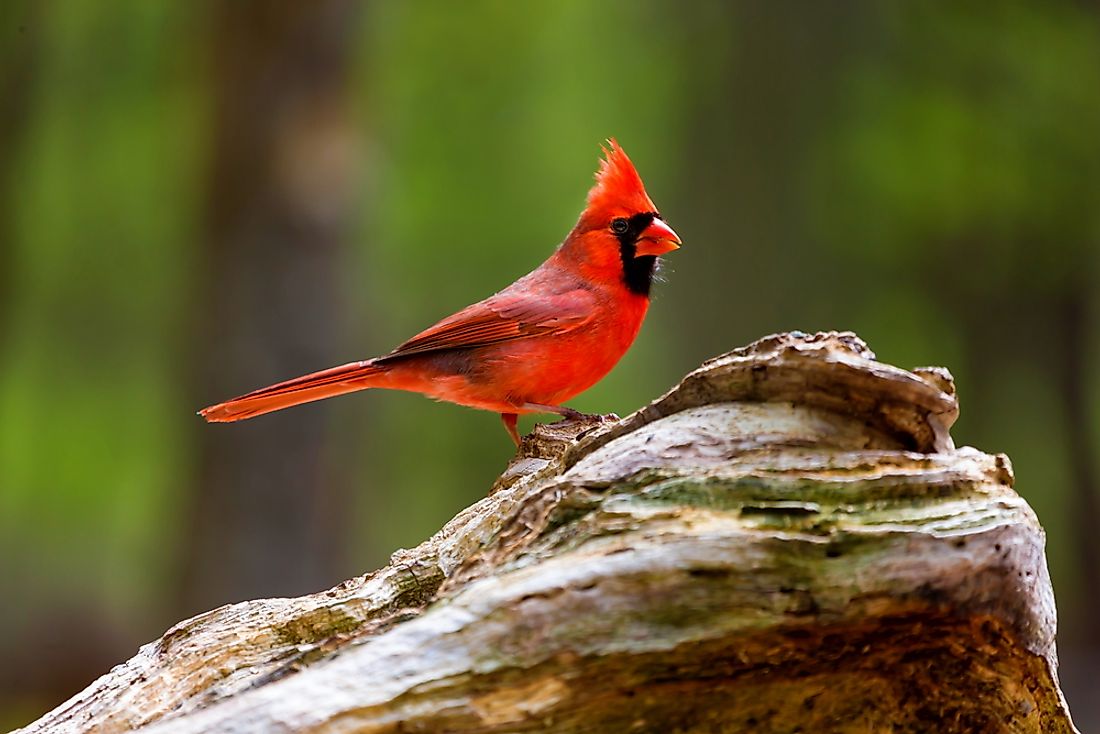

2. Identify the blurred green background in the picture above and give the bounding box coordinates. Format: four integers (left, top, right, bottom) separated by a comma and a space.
1, 0, 1098, 729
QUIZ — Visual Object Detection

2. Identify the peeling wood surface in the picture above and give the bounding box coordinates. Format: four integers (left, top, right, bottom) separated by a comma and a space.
17, 331, 1077, 734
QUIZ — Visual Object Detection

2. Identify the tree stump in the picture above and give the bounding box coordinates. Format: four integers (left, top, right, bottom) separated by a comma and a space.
18, 332, 1077, 733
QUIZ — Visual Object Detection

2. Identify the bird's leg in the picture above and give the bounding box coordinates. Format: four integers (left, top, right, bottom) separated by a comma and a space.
501, 412, 520, 446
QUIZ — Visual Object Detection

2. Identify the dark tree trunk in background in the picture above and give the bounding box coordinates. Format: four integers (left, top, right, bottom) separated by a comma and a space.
1057, 287, 1100, 647
0, 2, 39, 358
184, 0, 363, 614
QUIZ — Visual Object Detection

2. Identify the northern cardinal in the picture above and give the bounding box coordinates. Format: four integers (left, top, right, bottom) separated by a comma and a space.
199, 140, 680, 444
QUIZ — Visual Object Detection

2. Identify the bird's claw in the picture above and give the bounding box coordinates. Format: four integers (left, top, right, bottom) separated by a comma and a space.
552, 411, 619, 429
517, 403, 621, 443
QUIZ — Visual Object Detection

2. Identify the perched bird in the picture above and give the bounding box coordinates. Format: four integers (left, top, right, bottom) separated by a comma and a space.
199, 140, 681, 445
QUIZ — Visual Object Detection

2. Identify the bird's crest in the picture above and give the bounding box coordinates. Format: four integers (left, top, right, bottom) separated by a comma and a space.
586, 139, 658, 215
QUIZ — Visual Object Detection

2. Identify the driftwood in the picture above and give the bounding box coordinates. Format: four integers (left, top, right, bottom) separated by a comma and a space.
17, 332, 1077, 733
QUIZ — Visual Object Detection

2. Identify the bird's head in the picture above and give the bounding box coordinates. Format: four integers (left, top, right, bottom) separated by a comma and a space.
564, 140, 681, 296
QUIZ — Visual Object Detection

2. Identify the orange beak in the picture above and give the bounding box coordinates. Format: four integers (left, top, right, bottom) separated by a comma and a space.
635, 217, 682, 257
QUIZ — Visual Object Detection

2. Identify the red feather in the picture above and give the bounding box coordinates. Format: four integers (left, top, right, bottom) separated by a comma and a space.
381, 283, 595, 360
199, 361, 386, 422
585, 139, 659, 218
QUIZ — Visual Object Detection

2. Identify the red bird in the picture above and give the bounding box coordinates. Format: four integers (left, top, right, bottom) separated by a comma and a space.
199, 140, 681, 444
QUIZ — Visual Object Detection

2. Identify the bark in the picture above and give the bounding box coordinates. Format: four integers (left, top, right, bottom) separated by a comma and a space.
20, 332, 1076, 733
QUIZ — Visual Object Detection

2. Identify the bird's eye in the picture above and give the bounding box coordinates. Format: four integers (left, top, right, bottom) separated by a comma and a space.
611, 218, 629, 235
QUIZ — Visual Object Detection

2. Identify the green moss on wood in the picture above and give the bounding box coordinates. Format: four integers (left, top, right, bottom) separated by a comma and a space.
273, 607, 363, 647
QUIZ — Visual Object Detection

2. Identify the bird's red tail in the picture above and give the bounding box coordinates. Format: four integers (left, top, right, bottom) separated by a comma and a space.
199, 360, 387, 422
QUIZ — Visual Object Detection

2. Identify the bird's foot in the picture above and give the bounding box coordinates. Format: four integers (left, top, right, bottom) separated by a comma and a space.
523, 404, 619, 431
564, 410, 620, 425
504, 405, 621, 448
552, 406, 586, 421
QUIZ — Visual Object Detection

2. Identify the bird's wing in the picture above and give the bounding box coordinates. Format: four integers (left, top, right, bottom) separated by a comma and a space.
378, 288, 597, 362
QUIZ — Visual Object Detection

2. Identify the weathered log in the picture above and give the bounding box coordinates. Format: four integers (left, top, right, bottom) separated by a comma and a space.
18, 332, 1077, 733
